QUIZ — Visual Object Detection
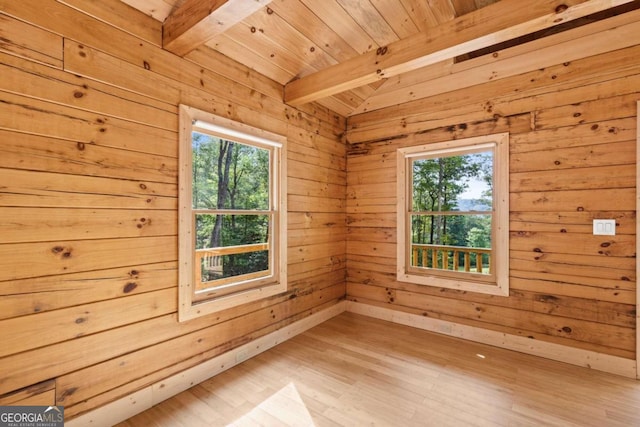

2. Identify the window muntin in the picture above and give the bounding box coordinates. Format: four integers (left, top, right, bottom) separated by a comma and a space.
397, 133, 509, 296
179, 105, 287, 321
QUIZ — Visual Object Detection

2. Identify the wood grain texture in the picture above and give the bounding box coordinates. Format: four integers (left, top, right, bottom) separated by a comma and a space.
0, 14, 62, 67
636, 101, 640, 379
1, 0, 639, 420
284, 0, 626, 105
58, 0, 162, 46
0, 380, 56, 406
163, 0, 274, 56
355, 8, 640, 113
117, 313, 640, 427
345, 37, 639, 359
0, 0, 347, 418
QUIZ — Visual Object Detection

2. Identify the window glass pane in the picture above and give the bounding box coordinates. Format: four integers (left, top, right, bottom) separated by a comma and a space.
410, 214, 491, 274
195, 213, 271, 286
195, 214, 270, 250
191, 131, 270, 210
199, 250, 269, 284
411, 214, 492, 247
412, 151, 493, 212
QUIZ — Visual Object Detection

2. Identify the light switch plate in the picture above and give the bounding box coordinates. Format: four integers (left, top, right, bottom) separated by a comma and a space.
593, 219, 615, 236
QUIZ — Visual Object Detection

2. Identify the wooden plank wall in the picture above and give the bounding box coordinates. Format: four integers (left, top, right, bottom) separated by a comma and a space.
0, 0, 346, 420
345, 33, 638, 360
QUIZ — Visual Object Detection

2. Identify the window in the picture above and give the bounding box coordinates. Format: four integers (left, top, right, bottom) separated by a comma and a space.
397, 133, 509, 296
178, 105, 287, 321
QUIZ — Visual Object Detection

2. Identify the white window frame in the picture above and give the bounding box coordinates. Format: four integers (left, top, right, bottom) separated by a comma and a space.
178, 105, 287, 321
397, 133, 509, 296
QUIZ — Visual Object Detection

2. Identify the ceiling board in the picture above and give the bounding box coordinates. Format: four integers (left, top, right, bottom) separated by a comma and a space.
117, 0, 636, 118
299, 0, 380, 53
399, 0, 441, 30
336, 0, 400, 45
370, 0, 420, 38
243, 8, 339, 76
268, 0, 360, 62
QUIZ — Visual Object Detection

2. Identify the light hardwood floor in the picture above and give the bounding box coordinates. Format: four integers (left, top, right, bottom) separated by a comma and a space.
117, 312, 640, 426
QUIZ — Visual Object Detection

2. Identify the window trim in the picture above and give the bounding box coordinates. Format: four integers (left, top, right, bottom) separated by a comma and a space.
178, 105, 287, 321
396, 133, 509, 296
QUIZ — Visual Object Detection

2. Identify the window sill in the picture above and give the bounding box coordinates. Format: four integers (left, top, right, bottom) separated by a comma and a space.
178, 281, 286, 322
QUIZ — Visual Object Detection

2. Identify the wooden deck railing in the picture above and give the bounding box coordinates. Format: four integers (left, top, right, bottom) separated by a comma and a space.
411, 244, 491, 274
195, 243, 269, 290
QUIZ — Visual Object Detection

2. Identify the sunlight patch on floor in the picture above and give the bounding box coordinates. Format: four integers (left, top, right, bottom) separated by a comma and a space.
227, 382, 315, 426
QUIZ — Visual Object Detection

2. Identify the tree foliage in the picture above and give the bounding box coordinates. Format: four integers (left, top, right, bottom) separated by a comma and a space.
411, 151, 493, 249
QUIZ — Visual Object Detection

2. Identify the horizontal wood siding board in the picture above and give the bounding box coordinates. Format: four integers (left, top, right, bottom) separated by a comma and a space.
510, 188, 635, 212
510, 117, 636, 152
0, 130, 177, 184
347, 260, 635, 305
288, 258, 346, 283
56, 285, 345, 409
0, 288, 177, 358
0, 91, 178, 158
288, 227, 348, 246
288, 195, 345, 213
0, 14, 63, 68
57, 0, 162, 46
0, 208, 176, 244
0, 262, 176, 320
509, 277, 635, 305
511, 140, 635, 173
510, 164, 635, 192
510, 211, 635, 235
0, 380, 56, 406
288, 212, 347, 229
0, 168, 177, 210
509, 249, 635, 276
346, 296, 634, 360
0, 52, 177, 130
0, 236, 177, 282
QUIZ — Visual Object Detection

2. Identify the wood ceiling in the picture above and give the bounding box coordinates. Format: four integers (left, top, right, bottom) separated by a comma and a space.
119, 0, 638, 117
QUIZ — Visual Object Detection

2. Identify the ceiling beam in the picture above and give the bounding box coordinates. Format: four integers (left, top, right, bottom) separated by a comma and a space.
163, 0, 274, 57
351, 7, 640, 118
284, 0, 633, 106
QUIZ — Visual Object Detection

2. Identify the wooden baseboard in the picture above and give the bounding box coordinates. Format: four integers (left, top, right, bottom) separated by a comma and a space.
66, 298, 636, 426
347, 301, 637, 379
66, 300, 347, 427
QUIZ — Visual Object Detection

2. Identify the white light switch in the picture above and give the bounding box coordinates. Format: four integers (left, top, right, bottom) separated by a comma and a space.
593, 219, 616, 236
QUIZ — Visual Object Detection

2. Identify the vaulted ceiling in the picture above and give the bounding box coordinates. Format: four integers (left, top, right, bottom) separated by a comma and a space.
120, 0, 638, 117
